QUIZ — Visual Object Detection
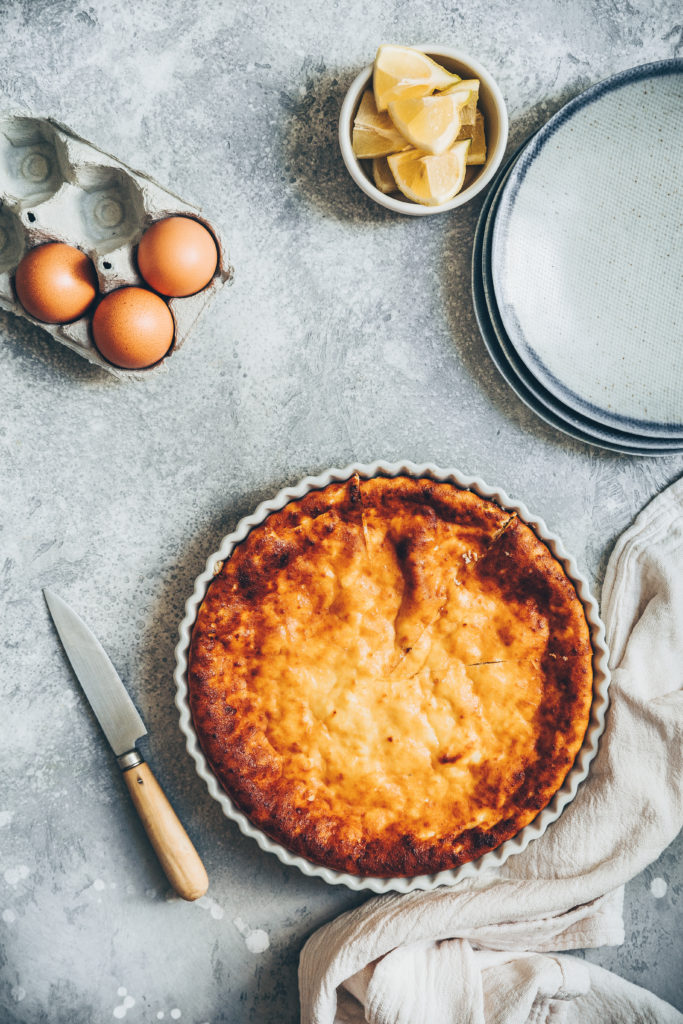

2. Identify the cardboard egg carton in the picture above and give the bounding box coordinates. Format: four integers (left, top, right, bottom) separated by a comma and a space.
0, 113, 232, 378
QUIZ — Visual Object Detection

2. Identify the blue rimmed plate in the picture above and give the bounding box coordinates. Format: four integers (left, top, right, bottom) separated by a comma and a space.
490, 61, 683, 440
479, 156, 683, 454
472, 151, 683, 456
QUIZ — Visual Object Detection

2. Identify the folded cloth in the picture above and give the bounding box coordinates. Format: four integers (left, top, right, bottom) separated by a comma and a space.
299, 477, 683, 1024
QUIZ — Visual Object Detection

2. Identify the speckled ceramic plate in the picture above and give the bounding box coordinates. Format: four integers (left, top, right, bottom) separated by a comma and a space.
174, 462, 611, 894
491, 60, 683, 439
475, 151, 683, 456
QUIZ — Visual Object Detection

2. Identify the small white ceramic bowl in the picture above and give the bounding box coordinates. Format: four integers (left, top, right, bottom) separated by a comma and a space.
339, 45, 509, 215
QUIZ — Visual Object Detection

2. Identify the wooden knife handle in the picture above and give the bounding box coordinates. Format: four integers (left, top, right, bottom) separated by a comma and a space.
122, 760, 209, 901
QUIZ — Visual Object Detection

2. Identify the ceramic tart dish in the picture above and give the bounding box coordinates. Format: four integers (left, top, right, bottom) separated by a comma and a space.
174, 461, 610, 894
0, 112, 232, 378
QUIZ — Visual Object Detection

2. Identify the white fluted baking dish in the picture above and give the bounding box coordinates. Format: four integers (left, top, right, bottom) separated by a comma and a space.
174, 461, 611, 893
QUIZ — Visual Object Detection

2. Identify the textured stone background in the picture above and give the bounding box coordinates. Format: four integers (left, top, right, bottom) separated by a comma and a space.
0, 1, 681, 1021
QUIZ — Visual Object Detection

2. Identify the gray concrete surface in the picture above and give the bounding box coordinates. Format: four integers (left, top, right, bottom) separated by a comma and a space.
0, 1, 681, 1021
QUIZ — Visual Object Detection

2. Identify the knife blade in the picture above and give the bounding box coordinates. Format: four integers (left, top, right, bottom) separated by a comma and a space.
43, 588, 208, 902
43, 588, 146, 760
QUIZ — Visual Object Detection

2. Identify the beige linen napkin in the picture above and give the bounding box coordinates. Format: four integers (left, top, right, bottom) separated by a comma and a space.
299, 477, 683, 1024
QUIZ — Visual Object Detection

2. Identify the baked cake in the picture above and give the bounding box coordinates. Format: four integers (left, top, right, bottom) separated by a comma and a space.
188, 474, 593, 877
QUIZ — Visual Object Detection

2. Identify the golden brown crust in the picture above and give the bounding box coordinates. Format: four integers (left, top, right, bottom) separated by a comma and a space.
188, 475, 593, 877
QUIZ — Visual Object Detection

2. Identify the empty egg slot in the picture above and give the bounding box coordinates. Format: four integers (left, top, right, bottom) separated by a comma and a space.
0, 116, 69, 208
73, 163, 146, 253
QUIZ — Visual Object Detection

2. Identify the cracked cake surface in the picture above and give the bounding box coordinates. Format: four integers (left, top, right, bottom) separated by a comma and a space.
188, 474, 593, 877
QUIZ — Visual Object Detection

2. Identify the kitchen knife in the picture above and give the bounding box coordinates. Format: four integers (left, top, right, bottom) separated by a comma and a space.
43, 588, 208, 902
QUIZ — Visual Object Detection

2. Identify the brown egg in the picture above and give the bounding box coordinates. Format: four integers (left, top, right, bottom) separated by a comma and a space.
15, 242, 98, 323
137, 216, 218, 297
92, 287, 174, 369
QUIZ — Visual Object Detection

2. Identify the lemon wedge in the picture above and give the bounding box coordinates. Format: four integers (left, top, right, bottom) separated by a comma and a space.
455, 110, 487, 165
373, 44, 460, 112
387, 88, 475, 155
388, 139, 471, 206
442, 79, 480, 126
372, 156, 396, 194
352, 90, 410, 158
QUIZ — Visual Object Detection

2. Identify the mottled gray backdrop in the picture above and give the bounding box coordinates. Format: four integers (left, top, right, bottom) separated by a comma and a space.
0, 0, 681, 1021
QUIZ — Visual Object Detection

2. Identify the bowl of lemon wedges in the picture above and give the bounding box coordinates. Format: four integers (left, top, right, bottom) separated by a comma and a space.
339, 45, 508, 214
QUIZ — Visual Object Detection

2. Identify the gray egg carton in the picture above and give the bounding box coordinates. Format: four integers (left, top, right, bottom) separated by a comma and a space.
0, 113, 232, 378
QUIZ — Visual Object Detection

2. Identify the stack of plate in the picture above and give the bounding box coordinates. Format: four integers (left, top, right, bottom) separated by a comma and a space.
472, 60, 683, 456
